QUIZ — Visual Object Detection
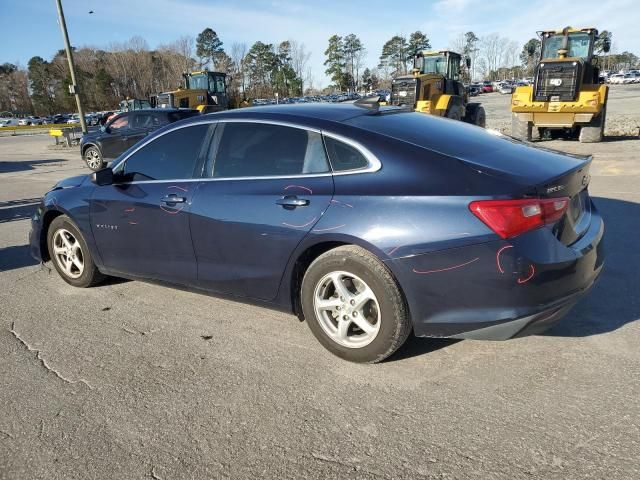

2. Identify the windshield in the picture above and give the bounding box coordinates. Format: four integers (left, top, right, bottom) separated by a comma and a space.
416, 55, 448, 75
188, 74, 208, 90
542, 32, 591, 59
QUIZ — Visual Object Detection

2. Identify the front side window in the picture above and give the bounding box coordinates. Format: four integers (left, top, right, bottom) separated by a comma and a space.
121, 124, 209, 181
323, 136, 369, 172
213, 75, 226, 93
211, 123, 330, 178
109, 114, 129, 131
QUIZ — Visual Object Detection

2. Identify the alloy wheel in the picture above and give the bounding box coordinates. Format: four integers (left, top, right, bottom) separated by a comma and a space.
52, 228, 84, 279
85, 149, 102, 170
313, 270, 381, 348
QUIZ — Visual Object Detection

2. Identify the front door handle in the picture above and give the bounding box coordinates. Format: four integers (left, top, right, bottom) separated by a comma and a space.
161, 194, 186, 204
276, 196, 310, 208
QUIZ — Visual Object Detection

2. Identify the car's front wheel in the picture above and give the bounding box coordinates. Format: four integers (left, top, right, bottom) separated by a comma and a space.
47, 215, 104, 287
301, 246, 411, 363
83, 146, 105, 171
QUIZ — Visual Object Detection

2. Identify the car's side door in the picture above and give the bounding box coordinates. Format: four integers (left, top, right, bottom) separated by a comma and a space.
190, 120, 334, 300
100, 113, 131, 159
90, 122, 213, 284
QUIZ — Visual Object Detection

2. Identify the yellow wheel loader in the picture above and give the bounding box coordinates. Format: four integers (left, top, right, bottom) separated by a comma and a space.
387, 50, 486, 127
511, 27, 608, 143
153, 70, 230, 114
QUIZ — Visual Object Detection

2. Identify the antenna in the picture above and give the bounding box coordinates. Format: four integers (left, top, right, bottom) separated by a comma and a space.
353, 95, 381, 111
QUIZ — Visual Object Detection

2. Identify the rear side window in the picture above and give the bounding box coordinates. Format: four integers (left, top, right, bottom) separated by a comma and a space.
122, 124, 209, 181
211, 122, 330, 178
132, 113, 158, 129
323, 136, 368, 171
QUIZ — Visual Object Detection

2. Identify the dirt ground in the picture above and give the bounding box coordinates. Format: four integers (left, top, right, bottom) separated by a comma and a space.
0, 96, 639, 479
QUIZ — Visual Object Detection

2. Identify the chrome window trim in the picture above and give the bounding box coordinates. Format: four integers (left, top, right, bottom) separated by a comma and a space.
112, 117, 382, 183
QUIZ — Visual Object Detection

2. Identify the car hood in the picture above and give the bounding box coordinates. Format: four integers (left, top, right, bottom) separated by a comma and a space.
51, 174, 89, 191
81, 130, 101, 141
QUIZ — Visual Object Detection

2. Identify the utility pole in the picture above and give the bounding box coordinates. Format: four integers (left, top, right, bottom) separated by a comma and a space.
54, 0, 87, 134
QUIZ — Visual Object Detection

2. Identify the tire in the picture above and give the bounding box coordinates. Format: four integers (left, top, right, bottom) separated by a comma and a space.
446, 104, 463, 121
579, 106, 606, 143
47, 215, 105, 288
300, 245, 411, 363
511, 113, 532, 141
465, 105, 486, 128
83, 145, 105, 171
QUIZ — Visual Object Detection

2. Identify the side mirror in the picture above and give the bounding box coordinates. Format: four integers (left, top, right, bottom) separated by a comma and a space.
91, 167, 113, 186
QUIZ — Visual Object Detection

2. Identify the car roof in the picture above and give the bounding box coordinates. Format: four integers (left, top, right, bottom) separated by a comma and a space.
206, 103, 375, 123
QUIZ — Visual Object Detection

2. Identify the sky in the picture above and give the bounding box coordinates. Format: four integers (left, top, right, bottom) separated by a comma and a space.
1, 0, 638, 86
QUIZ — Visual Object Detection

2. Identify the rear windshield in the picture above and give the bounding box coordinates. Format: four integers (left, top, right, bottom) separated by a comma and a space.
346, 112, 587, 181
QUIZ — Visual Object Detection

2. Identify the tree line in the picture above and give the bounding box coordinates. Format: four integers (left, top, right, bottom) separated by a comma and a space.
0, 27, 637, 116
1, 28, 313, 115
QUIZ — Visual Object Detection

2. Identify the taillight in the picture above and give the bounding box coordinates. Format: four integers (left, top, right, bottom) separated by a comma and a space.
469, 197, 569, 239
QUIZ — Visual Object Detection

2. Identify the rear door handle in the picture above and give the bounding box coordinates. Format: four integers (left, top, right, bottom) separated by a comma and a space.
161, 194, 186, 204
276, 196, 310, 208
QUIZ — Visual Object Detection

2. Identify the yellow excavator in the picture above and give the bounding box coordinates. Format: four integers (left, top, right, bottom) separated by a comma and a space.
511, 27, 608, 142
153, 70, 230, 114
387, 50, 486, 127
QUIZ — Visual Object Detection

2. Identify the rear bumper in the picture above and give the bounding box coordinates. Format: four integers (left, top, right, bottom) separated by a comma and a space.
448, 278, 596, 340
388, 204, 604, 340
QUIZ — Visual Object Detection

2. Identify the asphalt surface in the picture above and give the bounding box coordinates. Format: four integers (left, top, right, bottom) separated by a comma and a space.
1, 130, 639, 479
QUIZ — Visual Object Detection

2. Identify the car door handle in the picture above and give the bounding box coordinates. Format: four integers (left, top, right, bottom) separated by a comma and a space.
161, 194, 186, 204
276, 196, 310, 208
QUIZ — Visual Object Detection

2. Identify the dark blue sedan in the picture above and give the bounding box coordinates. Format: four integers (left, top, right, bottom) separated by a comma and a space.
29, 103, 604, 363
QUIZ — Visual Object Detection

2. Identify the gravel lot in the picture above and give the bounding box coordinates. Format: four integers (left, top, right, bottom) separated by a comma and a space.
1, 97, 639, 479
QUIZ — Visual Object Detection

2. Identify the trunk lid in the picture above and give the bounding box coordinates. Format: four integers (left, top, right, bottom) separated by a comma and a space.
534, 156, 592, 245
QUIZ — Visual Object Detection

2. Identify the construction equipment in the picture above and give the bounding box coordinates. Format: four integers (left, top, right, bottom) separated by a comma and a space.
387, 50, 486, 127
119, 98, 152, 112
511, 27, 609, 143
154, 70, 229, 114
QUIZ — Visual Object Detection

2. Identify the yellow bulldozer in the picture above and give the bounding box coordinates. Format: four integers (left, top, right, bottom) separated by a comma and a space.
511, 27, 609, 143
153, 70, 230, 114
387, 50, 486, 127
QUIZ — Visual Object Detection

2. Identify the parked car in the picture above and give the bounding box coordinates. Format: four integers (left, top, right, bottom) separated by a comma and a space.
609, 74, 632, 84
43, 114, 69, 124
0, 118, 20, 127
468, 86, 480, 96
498, 83, 513, 94
79, 108, 199, 170
31, 103, 605, 363
18, 116, 43, 126
481, 81, 493, 93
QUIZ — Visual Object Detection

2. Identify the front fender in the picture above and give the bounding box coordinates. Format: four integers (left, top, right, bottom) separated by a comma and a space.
36, 185, 104, 269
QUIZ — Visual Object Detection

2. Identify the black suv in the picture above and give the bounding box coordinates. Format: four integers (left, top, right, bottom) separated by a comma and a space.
80, 109, 199, 170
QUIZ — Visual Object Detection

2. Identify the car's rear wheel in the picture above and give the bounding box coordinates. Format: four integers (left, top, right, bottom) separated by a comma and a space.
300, 246, 411, 363
47, 215, 104, 288
84, 146, 105, 171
